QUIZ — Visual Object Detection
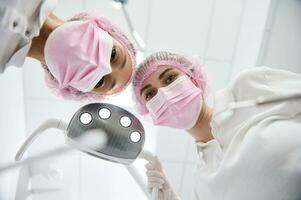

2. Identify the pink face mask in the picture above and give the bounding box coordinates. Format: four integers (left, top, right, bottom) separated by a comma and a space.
44, 20, 113, 93
146, 76, 203, 129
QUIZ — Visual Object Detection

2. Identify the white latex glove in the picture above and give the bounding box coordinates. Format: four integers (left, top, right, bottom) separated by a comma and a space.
145, 156, 180, 200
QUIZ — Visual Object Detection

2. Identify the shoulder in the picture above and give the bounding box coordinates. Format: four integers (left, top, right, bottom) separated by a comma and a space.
231, 66, 301, 88
228, 66, 272, 100
230, 66, 271, 87
230, 66, 301, 100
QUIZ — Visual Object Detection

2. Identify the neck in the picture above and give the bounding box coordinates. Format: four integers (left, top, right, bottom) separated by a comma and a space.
187, 102, 214, 143
27, 13, 64, 64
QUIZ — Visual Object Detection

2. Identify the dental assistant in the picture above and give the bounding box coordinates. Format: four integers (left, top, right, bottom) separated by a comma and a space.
0, 1, 136, 100
133, 51, 301, 200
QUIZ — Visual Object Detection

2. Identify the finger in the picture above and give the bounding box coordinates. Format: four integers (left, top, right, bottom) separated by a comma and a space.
147, 185, 162, 193
147, 178, 165, 185
146, 170, 164, 178
145, 163, 155, 170
140, 151, 163, 170
147, 176, 164, 183
140, 151, 156, 163
154, 156, 163, 170
147, 183, 163, 189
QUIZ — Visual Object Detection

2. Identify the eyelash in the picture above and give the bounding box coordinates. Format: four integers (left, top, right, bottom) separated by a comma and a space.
164, 74, 178, 85
144, 89, 157, 101
143, 74, 179, 101
94, 77, 105, 89
110, 46, 118, 63
142, 71, 180, 101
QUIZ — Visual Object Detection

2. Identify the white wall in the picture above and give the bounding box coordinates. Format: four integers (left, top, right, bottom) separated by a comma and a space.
258, 0, 301, 73
230, 0, 272, 77
0, 67, 26, 200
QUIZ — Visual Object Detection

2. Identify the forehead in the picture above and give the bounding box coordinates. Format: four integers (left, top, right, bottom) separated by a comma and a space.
141, 65, 182, 89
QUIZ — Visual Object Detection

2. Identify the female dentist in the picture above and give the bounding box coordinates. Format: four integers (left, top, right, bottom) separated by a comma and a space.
0, 0, 136, 100
132, 51, 301, 200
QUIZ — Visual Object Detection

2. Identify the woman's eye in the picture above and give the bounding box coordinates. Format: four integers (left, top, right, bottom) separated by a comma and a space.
165, 74, 177, 85
110, 46, 117, 63
94, 78, 105, 89
145, 90, 157, 101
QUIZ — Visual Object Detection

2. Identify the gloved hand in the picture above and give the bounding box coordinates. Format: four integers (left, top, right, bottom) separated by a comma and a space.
145, 155, 180, 200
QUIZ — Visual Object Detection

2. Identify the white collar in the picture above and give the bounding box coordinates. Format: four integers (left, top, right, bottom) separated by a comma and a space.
210, 87, 235, 139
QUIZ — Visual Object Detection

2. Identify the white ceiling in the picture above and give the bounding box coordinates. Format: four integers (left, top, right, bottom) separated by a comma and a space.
0, 0, 275, 199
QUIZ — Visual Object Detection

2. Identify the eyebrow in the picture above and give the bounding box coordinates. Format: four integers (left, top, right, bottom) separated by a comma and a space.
158, 68, 173, 80
140, 84, 151, 96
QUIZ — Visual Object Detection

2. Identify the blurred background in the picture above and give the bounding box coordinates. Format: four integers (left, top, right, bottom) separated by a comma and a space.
0, 0, 300, 199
